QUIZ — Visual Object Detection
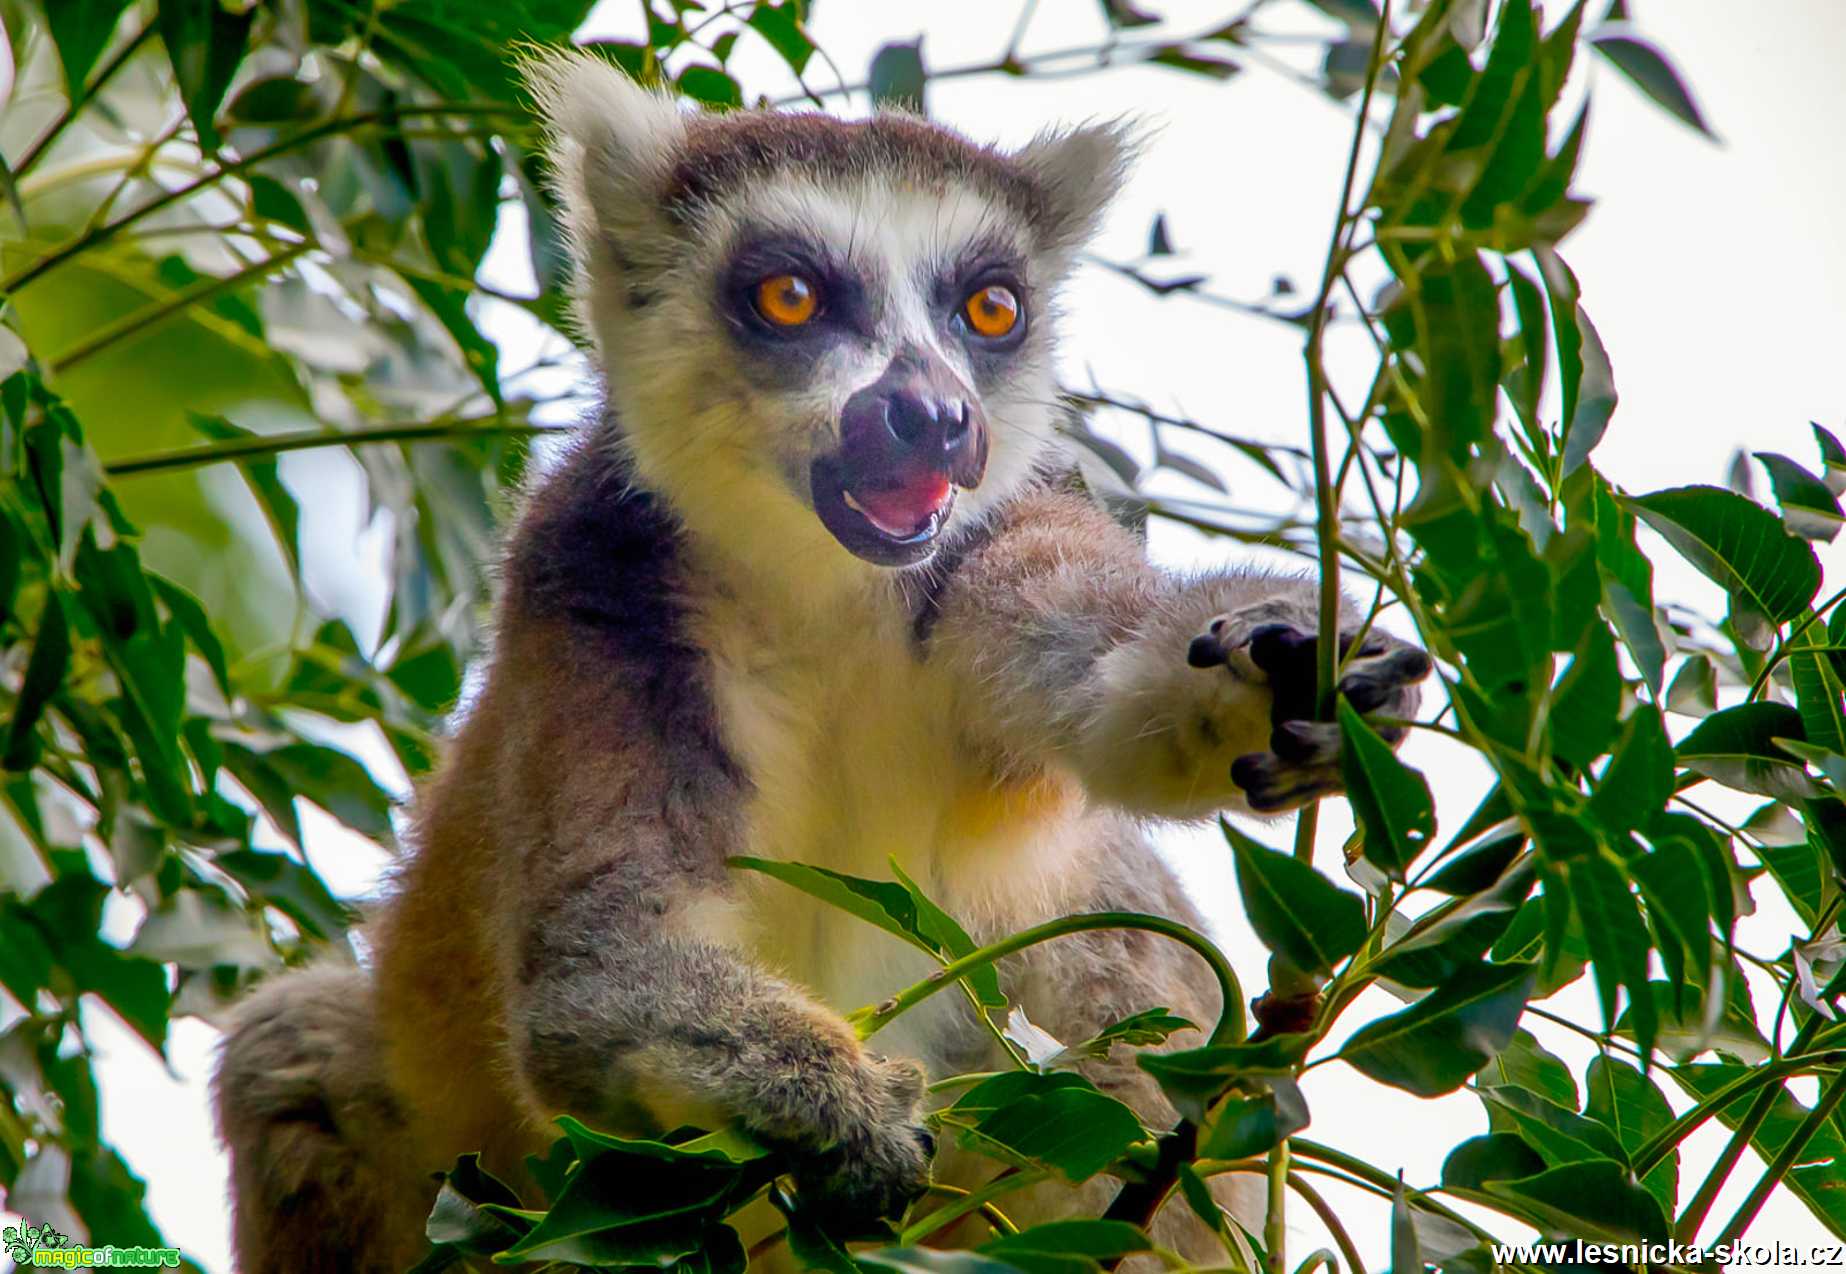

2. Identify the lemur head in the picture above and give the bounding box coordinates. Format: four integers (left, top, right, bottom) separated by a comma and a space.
526, 51, 1134, 571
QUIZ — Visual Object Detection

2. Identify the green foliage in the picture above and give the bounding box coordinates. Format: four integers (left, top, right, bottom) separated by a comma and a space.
2, 0, 1841, 1269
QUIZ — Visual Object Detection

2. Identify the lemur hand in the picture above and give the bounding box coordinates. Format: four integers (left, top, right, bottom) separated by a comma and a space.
1187, 606, 1432, 813
785, 1051, 933, 1229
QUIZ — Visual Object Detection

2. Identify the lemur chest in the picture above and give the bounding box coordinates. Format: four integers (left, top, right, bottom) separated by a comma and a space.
691, 599, 1084, 1039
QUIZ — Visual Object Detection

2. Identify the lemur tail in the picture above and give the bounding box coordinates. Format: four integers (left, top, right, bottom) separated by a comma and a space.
213, 964, 431, 1273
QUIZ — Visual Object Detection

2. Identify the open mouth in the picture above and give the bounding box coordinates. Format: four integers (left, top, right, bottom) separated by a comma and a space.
812, 457, 958, 566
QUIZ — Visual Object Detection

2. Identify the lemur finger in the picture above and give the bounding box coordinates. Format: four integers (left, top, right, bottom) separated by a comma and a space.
1341, 643, 1433, 689
1231, 752, 1345, 812
1270, 720, 1341, 766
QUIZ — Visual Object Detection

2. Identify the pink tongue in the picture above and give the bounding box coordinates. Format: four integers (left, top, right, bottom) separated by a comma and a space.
849, 473, 952, 537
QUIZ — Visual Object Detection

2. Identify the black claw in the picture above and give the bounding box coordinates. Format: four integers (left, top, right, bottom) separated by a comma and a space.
1230, 753, 1268, 792
1248, 623, 1310, 674
1188, 633, 1227, 668
1340, 678, 1393, 713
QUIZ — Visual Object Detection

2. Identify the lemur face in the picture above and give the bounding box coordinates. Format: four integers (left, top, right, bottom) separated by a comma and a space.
525, 53, 1134, 570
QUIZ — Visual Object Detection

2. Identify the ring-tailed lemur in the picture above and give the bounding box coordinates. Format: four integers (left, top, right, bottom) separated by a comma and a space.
213, 51, 1429, 1271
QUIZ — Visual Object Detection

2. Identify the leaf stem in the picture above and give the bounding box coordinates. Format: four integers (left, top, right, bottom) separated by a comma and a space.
849, 911, 1245, 1046
1712, 1066, 1846, 1248
3, 104, 524, 294
12, 19, 158, 179
1264, 1142, 1290, 1274
1285, 1173, 1365, 1274
1676, 1011, 1827, 1240
1294, 0, 1391, 860
102, 417, 561, 478
897, 1168, 1040, 1245
1633, 1049, 1846, 1177
48, 242, 312, 374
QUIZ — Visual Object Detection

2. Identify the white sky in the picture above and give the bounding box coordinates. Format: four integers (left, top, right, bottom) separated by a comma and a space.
74, 2, 1846, 1270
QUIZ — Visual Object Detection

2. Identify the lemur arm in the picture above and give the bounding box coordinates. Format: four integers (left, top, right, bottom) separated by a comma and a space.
477, 615, 931, 1223
920, 480, 1426, 818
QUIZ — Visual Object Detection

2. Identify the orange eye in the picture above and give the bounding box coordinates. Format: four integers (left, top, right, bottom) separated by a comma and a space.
755, 274, 819, 326
964, 285, 1020, 338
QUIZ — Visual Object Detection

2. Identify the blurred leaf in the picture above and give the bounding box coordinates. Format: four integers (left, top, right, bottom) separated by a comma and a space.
747, 3, 813, 75
3, 592, 69, 771
159, 0, 254, 154
676, 64, 742, 109
256, 741, 396, 842
1814, 423, 1846, 495
45, 0, 134, 100
1198, 1076, 1308, 1160
215, 849, 351, 941
1147, 47, 1240, 81
1340, 961, 1536, 1096
1223, 819, 1366, 975
1590, 34, 1715, 139
1147, 214, 1174, 257
1664, 654, 1717, 716
869, 41, 926, 113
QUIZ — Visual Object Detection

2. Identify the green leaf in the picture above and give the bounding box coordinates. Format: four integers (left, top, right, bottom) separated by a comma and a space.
1046, 1007, 1196, 1069
1337, 698, 1435, 881
3, 592, 70, 771
1198, 1076, 1308, 1159
1477, 1029, 1579, 1112
746, 2, 813, 75
1755, 453, 1844, 542
729, 858, 1003, 1009
1137, 1034, 1313, 1122
1482, 1160, 1669, 1244
1626, 485, 1820, 637
1591, 34, 1715, 139
159, 0, 255, 154
1548, 623, 1622, 767
1223, 820, 1366, 974
869, 41, 926, 113
1815, 423, 1846, 494
1441, 1134, 1545, 1190
945, 1072, 1146, 1183
1792, 620, 1846, 756
1569, 853, 1655, 1053
1376, 860, 1533, 989
1665, 653, 1717, 716
186, 415, 302, 574
979, 1220, 1152, 1274
860, 1251, 1020, 1274
1559, 307, 1616, 475
1340, 961, 1536, 1096
1677, 701, 1819, 801
1477, 1082, 1625, 1167
259, 741, 396, 842
215, 848, 351, 940
1588, 707, 1672, 835
1391, 1175, 1424, 1274
46, 0, 135, 100
676, 64, 742, 108
1424, 823, 1526, 896
1582, 1055, 1677, 1214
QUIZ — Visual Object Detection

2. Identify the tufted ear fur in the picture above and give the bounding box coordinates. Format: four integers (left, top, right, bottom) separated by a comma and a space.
519, 50, 687, 297
1012, 119, 1144, 255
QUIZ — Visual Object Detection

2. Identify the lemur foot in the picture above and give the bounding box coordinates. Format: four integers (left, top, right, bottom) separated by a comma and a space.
1189, 614, 1432, 813
792, 1053, 933, 1230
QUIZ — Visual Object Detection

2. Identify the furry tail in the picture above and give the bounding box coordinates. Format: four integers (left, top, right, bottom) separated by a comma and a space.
213, 965, 430, 1273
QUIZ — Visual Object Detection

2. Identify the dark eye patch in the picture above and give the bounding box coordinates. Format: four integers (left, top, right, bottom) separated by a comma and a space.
717, 229, 874, 347
929, 239, 1031, 357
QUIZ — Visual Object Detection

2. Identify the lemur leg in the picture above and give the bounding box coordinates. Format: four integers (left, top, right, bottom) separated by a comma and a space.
213, 965, 430, 1274
924, 482, 1428, 818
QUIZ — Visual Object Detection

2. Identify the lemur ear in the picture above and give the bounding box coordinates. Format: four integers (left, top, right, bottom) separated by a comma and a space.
520, 49, 686, 269
1013, 119, 1144, 254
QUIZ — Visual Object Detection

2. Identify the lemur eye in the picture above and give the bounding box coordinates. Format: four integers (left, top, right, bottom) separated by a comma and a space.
963, 285, 1021, 339
754, 274, 820, 326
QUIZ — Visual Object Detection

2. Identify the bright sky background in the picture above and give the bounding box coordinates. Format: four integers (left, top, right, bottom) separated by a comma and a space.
77, 2, 1846, 1270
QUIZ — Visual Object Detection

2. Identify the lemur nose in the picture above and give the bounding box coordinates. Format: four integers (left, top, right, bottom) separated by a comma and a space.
883, 392, 970, 452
